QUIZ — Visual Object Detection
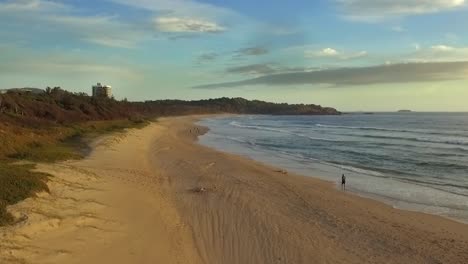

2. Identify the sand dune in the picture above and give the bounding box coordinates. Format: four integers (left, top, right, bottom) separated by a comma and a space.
1, 116, 468, 263
1, 122, 201, 264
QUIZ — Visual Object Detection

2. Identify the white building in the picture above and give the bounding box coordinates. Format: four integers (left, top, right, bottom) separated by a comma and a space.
92, 83, 112, 98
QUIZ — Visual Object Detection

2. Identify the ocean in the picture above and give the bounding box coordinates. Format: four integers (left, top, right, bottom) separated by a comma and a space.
197, 113, 468, 223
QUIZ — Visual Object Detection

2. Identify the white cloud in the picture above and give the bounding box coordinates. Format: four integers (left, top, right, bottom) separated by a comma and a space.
0, 1, 146, 48
0, 48, 142, 80
391, 26, 406, 32
84, 37, 137, 49
306, 48, 367, 60
343, 50, 368, 59
431, 45, 455, 52
110, 0, 242, 35
44, 15, 145, 48
0, 0, 66, 12
109, 0, 236, 20
318, 48, 340, 57
338, 0, 466, 21
155, 17, 225, 33
406, 44, 468, 62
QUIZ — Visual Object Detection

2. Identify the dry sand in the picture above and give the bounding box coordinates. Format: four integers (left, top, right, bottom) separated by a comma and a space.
1, 116, 468, 264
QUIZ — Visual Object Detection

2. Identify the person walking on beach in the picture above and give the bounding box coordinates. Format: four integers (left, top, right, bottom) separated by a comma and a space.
341, 174, 346, 190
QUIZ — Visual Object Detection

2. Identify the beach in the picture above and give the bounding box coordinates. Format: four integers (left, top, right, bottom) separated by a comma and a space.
1, 115, 468, 263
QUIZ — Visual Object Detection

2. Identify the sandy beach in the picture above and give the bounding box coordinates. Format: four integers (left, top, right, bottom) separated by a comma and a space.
1, 115, 468, 264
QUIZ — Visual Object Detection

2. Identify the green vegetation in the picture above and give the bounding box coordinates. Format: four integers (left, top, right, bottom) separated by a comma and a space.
6, 119, 149, 163
0, 118, 150, 225
0, 163, 49, 225
0, 88, 340, 125
8, 141, 84, 163
150, 97, 341, 115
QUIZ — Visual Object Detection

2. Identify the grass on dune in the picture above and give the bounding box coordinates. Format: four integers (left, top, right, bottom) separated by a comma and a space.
0, 118, 151, 225
5, 119, 150, 163
0, 163, 49, 226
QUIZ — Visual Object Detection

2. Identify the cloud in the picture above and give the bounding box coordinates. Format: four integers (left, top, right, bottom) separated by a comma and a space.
0, 1, 146, 48
83, 37, 135, 49
391, 26, 406, 32
316, 48, 340, 57
235, 46, 269, 56
110, 0, 242, 36
0, 50, 142, 80
431, 45, 455, 52
305, 48, 367, 60
109, 0, 236, 19
195, 46, 269, 65
196, 52, 219, 64
44, 15, 145, 48
236, 46, 268, 56
0, 0, 66, 12
225, 63, 320, 76
407, 44, 468, 62
343, 51, 368, 59
226, 64, 277, 75
337, 0, 466, 21
154, 17, 225, 33
193, 61, 468, 89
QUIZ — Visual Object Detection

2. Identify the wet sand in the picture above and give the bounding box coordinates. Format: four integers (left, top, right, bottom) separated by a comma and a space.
1, 116, 468, 263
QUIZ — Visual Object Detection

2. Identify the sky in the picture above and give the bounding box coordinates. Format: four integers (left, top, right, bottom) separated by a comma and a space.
1, 0, 468, 111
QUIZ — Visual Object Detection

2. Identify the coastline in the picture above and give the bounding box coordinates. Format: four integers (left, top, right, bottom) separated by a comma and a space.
1, 115, 468, 263
198, 114, 468, 225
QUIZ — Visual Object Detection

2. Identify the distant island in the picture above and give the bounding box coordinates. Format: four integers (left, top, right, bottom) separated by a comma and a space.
398, 109, 412, 113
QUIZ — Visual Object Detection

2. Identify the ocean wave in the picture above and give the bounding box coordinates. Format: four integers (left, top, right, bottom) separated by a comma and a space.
372, 141, 468, 152
318, 161, 385, 177
415, 161, 468, 171
266, 148, 387, 177
355, 134, 468, 146
229, 121, 341, 142
215, 133, 392, 178
231, 121, 468, 146
223, 136, 257, 146
230, 121, 290, 134
394, 178, 468, 198
397, 177, 468, 191
315, 124, 468, 138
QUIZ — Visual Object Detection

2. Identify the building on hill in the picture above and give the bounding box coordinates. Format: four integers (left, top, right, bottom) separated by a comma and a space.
92, 83, 112, 98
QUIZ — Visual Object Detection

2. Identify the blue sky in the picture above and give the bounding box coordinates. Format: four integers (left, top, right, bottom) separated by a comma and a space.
1, 0, 468, 111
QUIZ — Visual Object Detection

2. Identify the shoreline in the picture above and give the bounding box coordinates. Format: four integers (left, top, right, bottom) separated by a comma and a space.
195, 116, 468, 225
1, 115, 468, 263
347, 185, 468, 225
197, 115, 468, 225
